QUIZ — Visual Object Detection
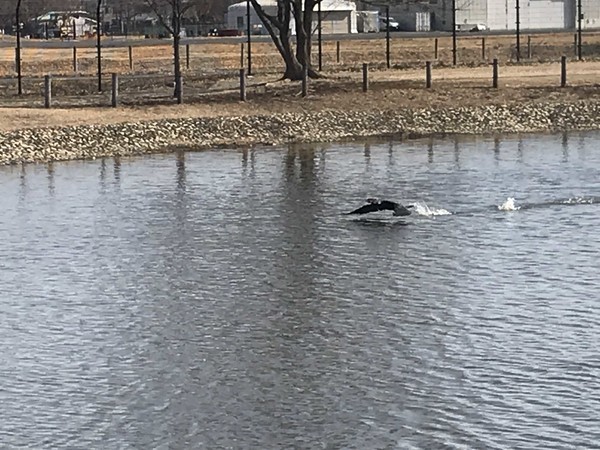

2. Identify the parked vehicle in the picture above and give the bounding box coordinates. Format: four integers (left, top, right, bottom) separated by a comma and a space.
469, 23, 488, 32
207, 28, 241, 37
379, 17, 401, 32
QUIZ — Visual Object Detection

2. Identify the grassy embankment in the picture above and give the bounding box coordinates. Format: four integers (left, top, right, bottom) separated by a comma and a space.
1, 32, 599, 132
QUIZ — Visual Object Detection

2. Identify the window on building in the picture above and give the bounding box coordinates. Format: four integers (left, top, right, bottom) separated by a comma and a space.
237, 16, 244, 29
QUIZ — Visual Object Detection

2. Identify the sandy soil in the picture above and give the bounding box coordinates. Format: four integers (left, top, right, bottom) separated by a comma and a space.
1, 32, 600, 132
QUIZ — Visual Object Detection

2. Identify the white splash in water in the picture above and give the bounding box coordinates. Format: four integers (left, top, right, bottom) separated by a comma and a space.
498, 197, 520, 211
412, 202, 452, 217
564, 197, 594, 205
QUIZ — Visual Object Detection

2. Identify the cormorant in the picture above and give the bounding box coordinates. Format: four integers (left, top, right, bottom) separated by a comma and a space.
346, 198, 413, 216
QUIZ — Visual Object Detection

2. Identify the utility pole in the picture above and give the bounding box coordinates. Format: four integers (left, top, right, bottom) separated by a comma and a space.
96, 0, 102, 92
318, 0, 322, 71
247, 0, 252, 75
577, 0, 583, 60
16, 0, 22, 95
515, 0, 521, 61
452, 0, 457, 65
386, 5, 390, 68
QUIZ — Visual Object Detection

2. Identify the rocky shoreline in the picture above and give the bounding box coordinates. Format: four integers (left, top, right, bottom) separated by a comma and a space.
1, 101, 600, 165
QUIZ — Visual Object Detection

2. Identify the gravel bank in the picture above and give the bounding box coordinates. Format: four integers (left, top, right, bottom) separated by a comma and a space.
1, 101, 599, 165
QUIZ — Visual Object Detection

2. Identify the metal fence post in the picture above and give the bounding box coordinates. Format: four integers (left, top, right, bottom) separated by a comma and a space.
362, 63, 369, 92
73, 47, 78, 72
246, 0, 252, 75
111, 73, 119, 107
515, 0, 521, 62
452, 0, 457, 65
15, 47, 22, 95
577, 0, 582, 60
492, 58, 498, 88
385, 6, 391, 69
481, 37, 486, 60
561, 56, 567, 87
240, 68, 246, 101
44, 75, 52, 108
426, 61, 432, 88
317, 0, 322, 71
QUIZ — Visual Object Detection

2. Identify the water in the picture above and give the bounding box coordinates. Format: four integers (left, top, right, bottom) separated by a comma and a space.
1, 132, 600, 449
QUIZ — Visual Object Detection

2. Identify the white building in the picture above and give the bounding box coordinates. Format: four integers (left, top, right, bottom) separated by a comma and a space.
32, 11, 98, 39
388, 0, 600, 32
227, 0, 358, 35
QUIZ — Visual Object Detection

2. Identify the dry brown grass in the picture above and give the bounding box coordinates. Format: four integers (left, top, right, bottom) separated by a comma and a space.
2, 32, 600, 132
2, 32, 600, 77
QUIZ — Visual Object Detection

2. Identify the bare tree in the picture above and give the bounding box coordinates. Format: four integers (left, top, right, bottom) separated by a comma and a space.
27, 0, 83, 17
250, 0, 323, 80
144, 0, 205, 103
0, 2, 13, 29
104, 0, 150, 35
1, 0, 83, 31
104, 0, 225, 35
184, 0, 215, 20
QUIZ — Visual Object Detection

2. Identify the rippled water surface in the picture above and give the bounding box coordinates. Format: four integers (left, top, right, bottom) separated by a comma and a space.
2, 132, 600, 449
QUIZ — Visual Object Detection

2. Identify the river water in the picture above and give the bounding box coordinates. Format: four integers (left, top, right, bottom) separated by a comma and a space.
1, 132, 600, 449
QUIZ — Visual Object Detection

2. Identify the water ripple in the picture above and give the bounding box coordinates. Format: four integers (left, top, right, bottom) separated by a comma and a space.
1, 134, 600, 448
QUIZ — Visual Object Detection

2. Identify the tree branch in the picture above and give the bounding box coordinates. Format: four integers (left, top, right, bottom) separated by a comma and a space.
145, 0, 175, 34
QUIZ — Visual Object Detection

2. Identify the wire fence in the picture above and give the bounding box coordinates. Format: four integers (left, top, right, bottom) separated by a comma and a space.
1, 31, 600, 108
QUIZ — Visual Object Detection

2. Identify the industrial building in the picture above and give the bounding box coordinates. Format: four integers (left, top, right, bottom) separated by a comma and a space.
227, 0, 358, 34
226, 0, 600, 34
388, 0, 600, 32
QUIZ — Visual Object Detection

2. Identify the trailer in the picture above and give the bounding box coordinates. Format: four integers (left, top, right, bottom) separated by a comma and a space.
357, 11, 379, 33
397, 11, 431, 32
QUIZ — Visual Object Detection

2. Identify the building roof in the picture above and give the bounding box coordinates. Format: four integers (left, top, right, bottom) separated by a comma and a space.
229, 0, 356, 11
35, 11, 93, 21
228, 0, 277, 7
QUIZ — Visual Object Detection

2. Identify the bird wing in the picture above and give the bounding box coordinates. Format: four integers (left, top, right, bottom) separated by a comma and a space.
346, 203, 384, 215
392, 203, 412, 216
346, 200, 411, 215
379, 201, 399, 211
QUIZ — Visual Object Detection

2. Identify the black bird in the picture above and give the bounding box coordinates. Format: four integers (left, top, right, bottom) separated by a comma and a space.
346, 198, 413, 216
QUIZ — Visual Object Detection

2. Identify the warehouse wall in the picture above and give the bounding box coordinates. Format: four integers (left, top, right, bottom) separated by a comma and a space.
581, 0, 600, 28
521, 0, 567, 29
377, 0, 597, 32
455, 0, 488, 28
486, 0, 571, 30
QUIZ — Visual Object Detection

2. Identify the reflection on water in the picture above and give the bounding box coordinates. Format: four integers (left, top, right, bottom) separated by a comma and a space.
1, 132, 600, 449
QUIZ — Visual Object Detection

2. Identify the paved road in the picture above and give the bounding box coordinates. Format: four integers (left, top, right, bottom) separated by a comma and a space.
0, 28, 583, 49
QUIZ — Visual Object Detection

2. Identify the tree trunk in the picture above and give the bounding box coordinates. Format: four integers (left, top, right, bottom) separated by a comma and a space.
275, 27, 321, 80
280, 27, 303, 80
249, 0, 321, 81
296, 1, 313, 68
